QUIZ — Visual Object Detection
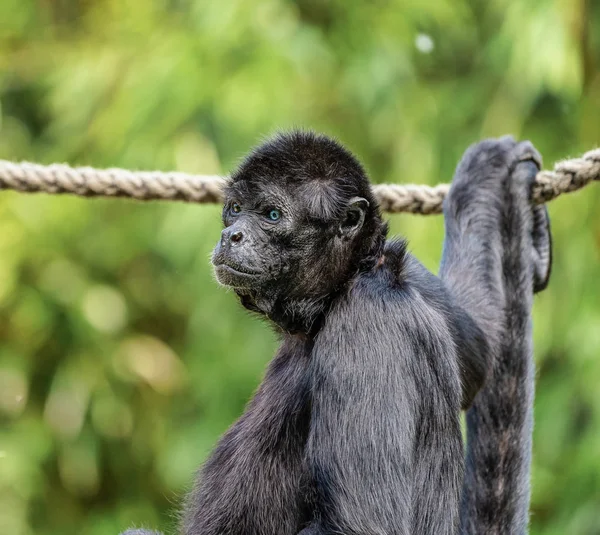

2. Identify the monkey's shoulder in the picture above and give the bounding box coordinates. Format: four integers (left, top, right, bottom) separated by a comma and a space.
315, 248, 460, 388
323, 241, 454, 341
350, 239, 450, 312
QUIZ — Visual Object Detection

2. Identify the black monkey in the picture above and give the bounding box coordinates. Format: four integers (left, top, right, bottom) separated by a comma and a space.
121, 132, 550, 535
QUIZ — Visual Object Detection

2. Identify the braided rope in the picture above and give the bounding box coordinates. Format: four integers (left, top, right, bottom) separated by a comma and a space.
0, 149, 598, 215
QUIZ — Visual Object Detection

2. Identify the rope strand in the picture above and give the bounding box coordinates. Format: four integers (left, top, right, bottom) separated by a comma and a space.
0, 149, 598, 215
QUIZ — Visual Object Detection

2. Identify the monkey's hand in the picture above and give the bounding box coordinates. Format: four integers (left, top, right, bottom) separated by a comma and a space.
444, 136, 552, 294
510, 140, 552, 292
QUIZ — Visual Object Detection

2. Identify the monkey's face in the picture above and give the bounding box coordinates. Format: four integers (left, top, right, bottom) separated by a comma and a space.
211, 131, 385, 325
212, 183, 293, 292
212, 181, 330, 292
211, 179, 370, 311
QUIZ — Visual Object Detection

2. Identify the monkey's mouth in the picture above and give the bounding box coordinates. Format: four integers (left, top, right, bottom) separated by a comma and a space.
218, 263, 260, 276
215, 257, 260, 275
213, 260, 262, 288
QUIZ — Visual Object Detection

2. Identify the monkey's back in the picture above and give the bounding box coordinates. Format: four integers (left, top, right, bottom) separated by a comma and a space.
306, 239, 464, 534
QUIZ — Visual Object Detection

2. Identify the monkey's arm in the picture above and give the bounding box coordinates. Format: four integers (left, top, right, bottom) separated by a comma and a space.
121, 338, 311, 535
180, 338, 311, 535
439, 137, 551, 409
447, 140, 551, 534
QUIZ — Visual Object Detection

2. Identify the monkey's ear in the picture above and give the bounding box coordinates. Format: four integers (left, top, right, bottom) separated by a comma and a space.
340, 197, 369, 238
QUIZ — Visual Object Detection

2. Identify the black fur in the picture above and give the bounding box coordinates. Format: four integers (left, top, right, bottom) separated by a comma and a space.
120, 132, 550, 535
449, 139, 552, 534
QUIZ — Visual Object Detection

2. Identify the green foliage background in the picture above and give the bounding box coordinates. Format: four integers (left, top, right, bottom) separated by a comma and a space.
1, 1, 599, 534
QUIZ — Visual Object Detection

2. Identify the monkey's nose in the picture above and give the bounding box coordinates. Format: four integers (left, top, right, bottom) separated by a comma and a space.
230, 231, 243, 244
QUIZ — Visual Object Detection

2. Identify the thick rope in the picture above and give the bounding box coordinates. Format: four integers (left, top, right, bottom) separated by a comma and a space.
0, 149, 598, 215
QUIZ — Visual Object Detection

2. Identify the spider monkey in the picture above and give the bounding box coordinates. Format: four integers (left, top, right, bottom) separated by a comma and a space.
122, 132, 551, 535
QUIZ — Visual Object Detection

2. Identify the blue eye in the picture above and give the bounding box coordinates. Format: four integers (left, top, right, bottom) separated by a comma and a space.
231, 202, 241, 214
267, 209, 281, 221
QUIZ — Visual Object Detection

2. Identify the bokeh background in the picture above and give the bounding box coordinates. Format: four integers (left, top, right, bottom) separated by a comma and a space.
1, 1, 599, 534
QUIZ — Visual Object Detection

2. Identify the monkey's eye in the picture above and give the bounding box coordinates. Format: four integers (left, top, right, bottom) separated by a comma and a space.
266, 208, 281, 222
231, 202, 242, 214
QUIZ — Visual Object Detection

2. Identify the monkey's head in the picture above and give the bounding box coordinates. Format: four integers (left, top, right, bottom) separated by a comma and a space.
212, 131, 387, 333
